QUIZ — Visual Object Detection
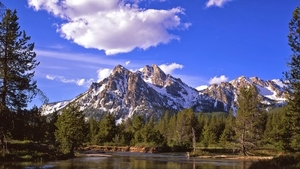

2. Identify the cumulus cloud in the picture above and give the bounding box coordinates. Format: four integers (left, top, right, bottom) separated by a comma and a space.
28, 0, 191, 55
206, 0, 232, 8
159, 63, 183, 74
209, 75, 228, 84
97, 68, 112, 82
46, 75, 94, 87
125, 61, 130, 65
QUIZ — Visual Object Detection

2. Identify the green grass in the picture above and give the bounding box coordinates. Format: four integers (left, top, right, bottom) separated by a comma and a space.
0, 140, 64, 162
249, 153, 300, 169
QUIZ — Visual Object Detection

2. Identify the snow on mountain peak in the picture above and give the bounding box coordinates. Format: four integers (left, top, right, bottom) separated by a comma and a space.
41, 64, 288, 121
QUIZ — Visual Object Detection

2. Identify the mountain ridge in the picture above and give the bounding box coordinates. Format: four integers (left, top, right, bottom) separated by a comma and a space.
41, 64, 287, 120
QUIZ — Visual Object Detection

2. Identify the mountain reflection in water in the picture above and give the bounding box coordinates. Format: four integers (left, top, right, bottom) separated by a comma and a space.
0, 152, 253, 169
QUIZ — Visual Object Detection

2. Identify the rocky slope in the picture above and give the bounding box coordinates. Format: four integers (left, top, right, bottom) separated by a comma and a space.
41, 65, 287, 120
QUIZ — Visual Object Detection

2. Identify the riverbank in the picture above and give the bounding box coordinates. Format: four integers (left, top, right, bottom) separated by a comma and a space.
79, 145, 276, 161
0, 142, 280, 163
79, 145, 170, 153
249, 154, 300, 169
0, 140, 70, 162
198, 155, 273, 160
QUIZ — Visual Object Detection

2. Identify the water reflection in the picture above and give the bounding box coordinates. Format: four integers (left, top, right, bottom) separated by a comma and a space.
0, 152, 252, 169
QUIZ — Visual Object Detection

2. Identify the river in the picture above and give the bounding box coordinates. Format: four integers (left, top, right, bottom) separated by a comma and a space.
0, 152, 253, 169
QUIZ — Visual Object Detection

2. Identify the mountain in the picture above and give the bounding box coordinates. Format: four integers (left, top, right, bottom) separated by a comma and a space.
41, 64, 287, 121
202, 76, 287, 112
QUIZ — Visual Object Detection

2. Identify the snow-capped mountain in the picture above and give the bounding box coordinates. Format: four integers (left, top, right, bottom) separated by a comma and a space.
41, 65, 287, 120
202, 76, 287, 112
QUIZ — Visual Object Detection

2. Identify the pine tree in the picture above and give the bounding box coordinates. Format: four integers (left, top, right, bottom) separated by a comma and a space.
196, 113, 206, 143
0, 9, 39, 111
174, 108, 198, 147
264, 107, 292, 151
168, 113, 177, 146
141, 116, 164, 145
235, 86, 263, 155
157, 111, 170, 143
88, 117, 99, 145
131, 115, 145, 144
283, 6, 300, 150
220, 109, 236, 147
46, 111, 58, 144
97, 113, 117, 143
0, 9, 40, 153
55, 104, 86, 156
201, 122, 217, 147
209, 113, 226, 142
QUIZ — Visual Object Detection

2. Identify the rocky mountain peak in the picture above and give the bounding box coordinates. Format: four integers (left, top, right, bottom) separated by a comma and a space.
141, 65, 153, 78
141, 64, 167, 87
230, 76, 251, 88
250, 76, 265, 86
151, 64, 166, 87
41, 65, 287, 121
112, 65, 129, 75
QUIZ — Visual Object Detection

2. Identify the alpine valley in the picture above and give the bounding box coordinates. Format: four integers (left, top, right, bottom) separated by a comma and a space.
41, 64, 287, 121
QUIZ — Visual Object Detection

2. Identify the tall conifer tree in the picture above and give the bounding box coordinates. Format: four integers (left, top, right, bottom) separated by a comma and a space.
55, 104, 86, 156
0, 9, 39, 153
235, 86, 263, 155
284, 6, 300, 149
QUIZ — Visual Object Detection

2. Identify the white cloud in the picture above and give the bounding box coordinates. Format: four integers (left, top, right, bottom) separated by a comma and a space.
159, 63, 183, 74
97, 68, 112, 82
76, 79, 86, 86
125, 61, 130, 65
36, 49, 130, 67
206, 0, 232, 8
28, 0, 191, 55
196, 85, 208, 91
209, 75, 228, 84
46, 75, 94, 87
46, 75, 55, 80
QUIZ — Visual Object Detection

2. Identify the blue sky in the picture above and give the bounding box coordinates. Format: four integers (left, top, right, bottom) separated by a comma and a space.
3, 0, 300, 105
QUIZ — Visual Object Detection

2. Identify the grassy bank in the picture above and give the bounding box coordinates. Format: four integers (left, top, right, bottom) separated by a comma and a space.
0, 140, 68, 162
249, 153, 300, 169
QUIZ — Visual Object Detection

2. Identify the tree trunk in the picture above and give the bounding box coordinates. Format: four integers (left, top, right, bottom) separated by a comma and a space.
192, 127, 196, 152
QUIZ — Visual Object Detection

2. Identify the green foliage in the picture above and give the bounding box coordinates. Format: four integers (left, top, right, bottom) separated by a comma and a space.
88, 117, 98, 145
116, 120, 134, 146
97, 113, 117, 143
219, 109, 235, 147
140, 116, 165, 145
131, 115, 145, 132
196, 113, 205, 140
0, 9, 41, 153
249, 154, 300, 169
156, 111, 171, 143
284, 6, 300, 151
55, 104, 87, 156
0, 9, 40, 111
235, 86, 264, 155
174, 108, 198, 147
264, 107, 292, 151
45, 111, 58, 144
201, 122, 217, 147
10, 106, 47, 142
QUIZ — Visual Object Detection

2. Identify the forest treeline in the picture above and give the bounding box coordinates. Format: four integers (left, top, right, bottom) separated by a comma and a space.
48, 101, 296, 156
6, 100, 294, 157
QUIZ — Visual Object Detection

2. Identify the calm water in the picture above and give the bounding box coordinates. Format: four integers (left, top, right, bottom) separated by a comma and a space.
0, 152, 253, 169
